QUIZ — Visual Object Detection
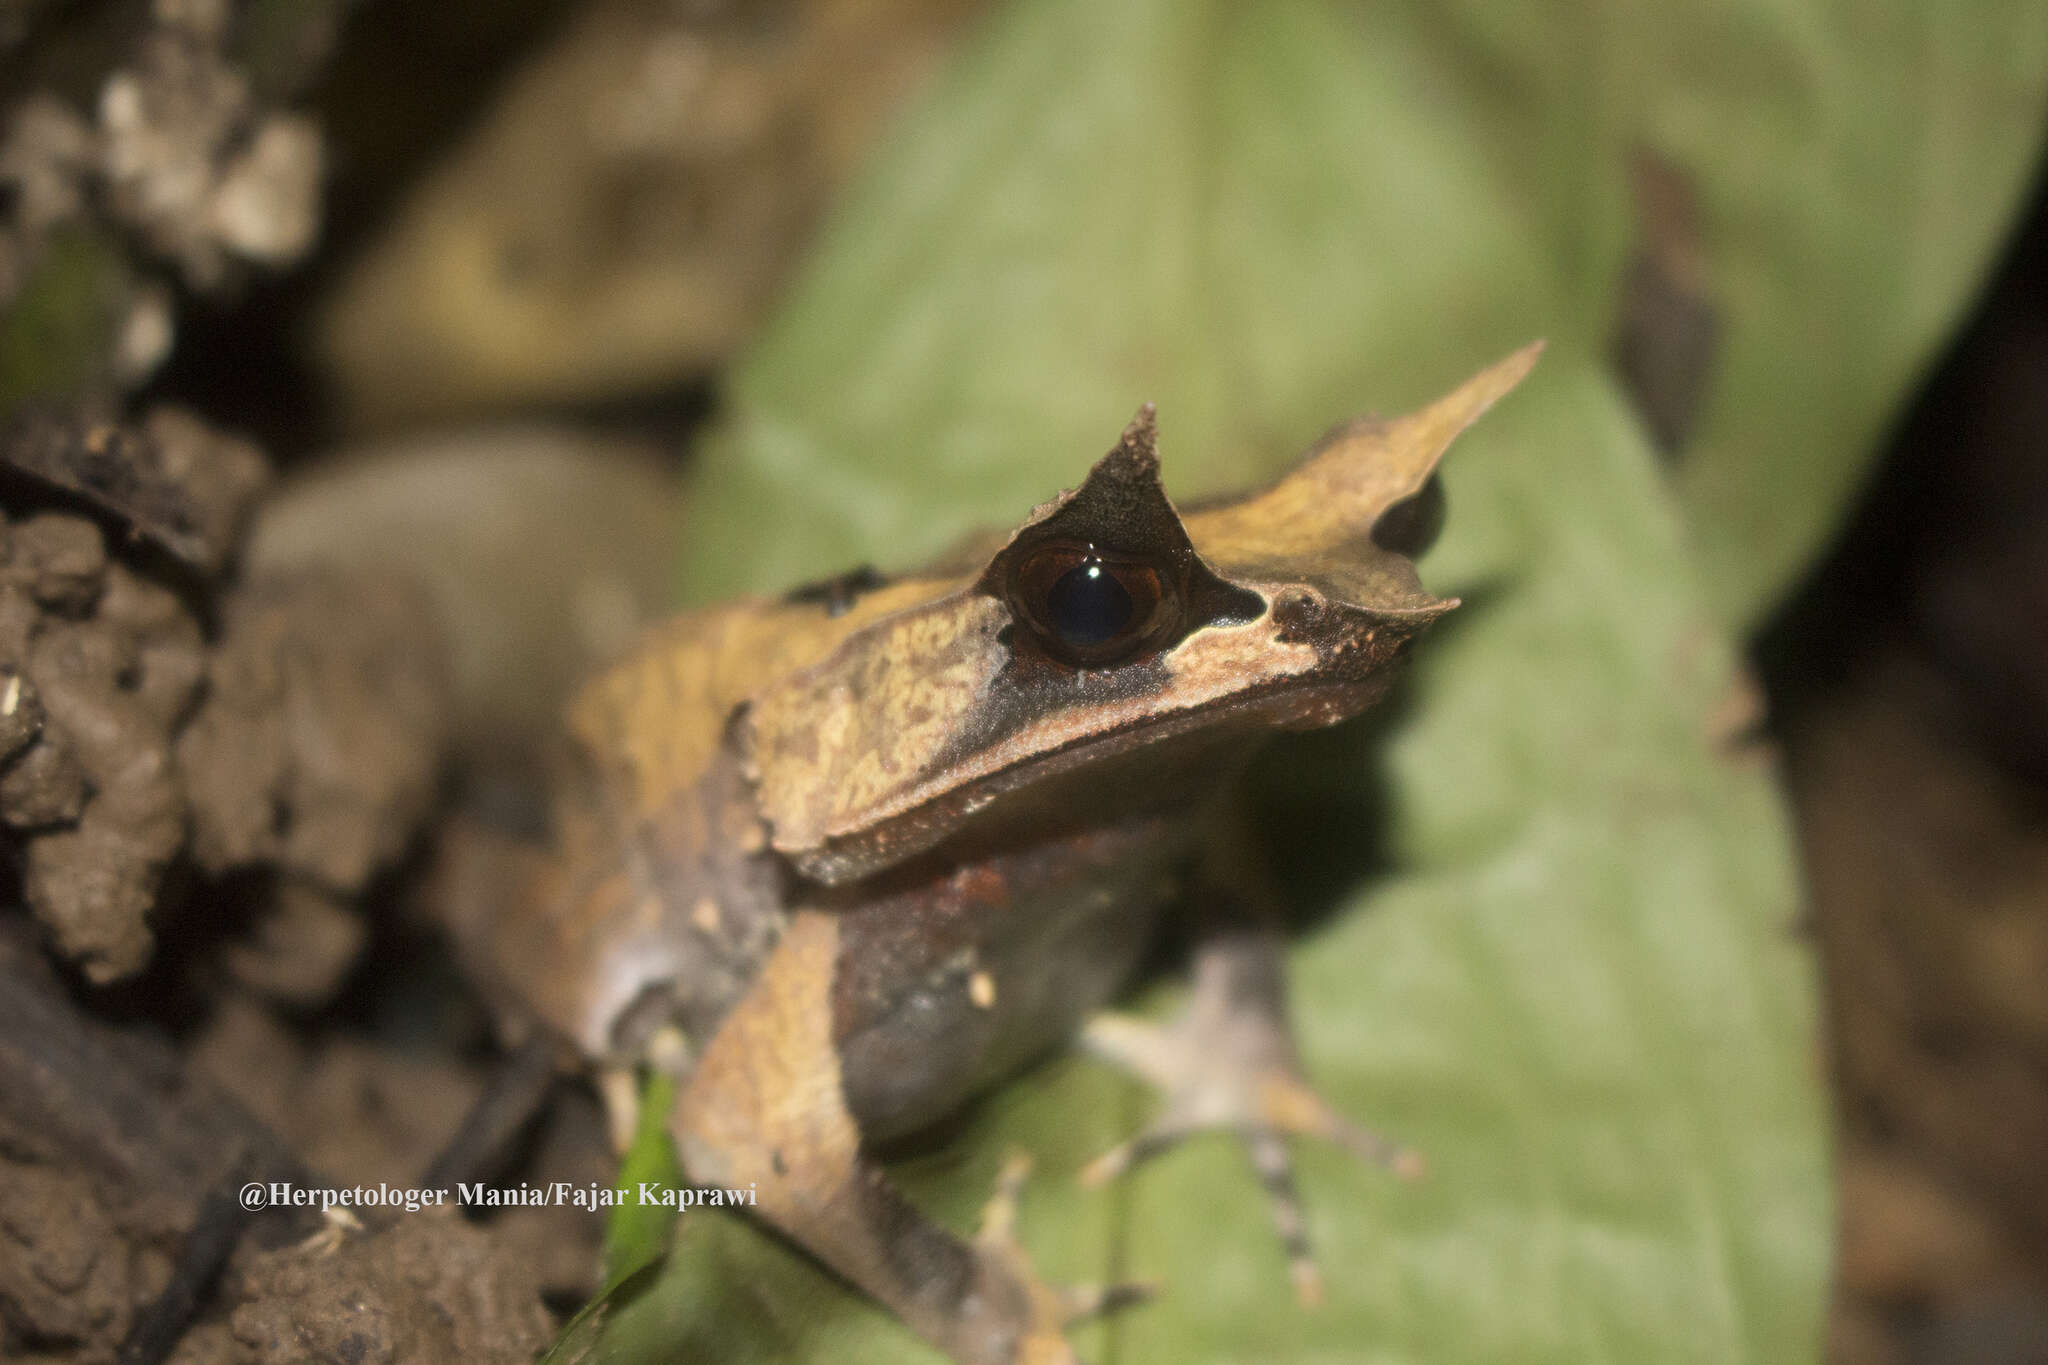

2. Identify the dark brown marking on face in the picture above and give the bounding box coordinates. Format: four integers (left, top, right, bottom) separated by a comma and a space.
889, 407, 1269, 784
1264, 585, 1411, 665
912, 645, 1178, 788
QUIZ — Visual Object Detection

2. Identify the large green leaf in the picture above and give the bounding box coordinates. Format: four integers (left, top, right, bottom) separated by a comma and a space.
582, 0, 2048, 1357
678, 1, 2048, 626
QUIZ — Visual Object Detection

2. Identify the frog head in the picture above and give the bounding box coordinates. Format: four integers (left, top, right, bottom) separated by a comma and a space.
741, 343, 1540, 882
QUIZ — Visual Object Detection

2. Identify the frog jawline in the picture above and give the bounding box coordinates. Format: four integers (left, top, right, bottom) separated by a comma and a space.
776, 667, 1408, 886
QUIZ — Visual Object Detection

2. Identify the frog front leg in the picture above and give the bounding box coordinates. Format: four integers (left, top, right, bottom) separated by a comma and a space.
672, 909, 1110, 1365
1079, 836, 1422, 1305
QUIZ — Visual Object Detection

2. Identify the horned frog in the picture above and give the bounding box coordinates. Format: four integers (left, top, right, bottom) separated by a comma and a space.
446, 346, 1539, 1363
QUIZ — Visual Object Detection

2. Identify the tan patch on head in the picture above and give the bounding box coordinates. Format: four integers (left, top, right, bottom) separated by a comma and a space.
564, 577, 961, 823
743, 592, 1010, 853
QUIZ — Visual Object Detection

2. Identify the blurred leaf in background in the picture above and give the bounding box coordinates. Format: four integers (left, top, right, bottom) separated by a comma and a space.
588, 0, 2046, 1361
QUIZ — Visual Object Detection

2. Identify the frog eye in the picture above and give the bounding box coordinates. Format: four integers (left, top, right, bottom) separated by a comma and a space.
1008, 541, 1178, 665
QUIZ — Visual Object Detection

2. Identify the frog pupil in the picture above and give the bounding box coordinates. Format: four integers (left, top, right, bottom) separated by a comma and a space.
1047, 560, 1133, 647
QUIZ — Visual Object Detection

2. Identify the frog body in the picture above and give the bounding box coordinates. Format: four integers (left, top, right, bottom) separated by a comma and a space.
448, 345, 1539, 1365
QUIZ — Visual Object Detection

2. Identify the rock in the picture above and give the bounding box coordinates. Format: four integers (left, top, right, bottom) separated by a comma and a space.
227, 1208, 553, 1365
178, 569, 451, 893
246, 427, 681, 761
0, 406, 271, 578
11, 513, 107, 615
223, 883, 367, 1009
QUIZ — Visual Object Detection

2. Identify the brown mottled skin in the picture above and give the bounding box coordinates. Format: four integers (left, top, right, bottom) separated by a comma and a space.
447, 346, 1540, 1364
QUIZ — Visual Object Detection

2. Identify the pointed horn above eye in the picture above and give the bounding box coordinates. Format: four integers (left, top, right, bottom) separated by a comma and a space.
1116, 402, 1160, 472
983, 400, 1189, 572
1313, 340, 1543, 525
1183, 342, 1543, 568
1069, 401, 1165, 509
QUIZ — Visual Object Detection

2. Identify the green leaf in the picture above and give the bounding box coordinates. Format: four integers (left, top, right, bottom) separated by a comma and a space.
604, 0, 2048, 1357
603, 1068, 683, 1287
679, 2, 2048, 626
1653, 5, 2048, 618
540, 1068, 683, 1365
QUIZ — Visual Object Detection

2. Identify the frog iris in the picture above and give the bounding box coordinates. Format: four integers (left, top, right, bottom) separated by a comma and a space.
1008, 541, 1175, 665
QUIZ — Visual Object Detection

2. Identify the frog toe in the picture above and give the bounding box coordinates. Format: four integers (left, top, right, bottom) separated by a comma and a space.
978, 1151, 1156, 1362
1079, 1008, 1420, 1305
